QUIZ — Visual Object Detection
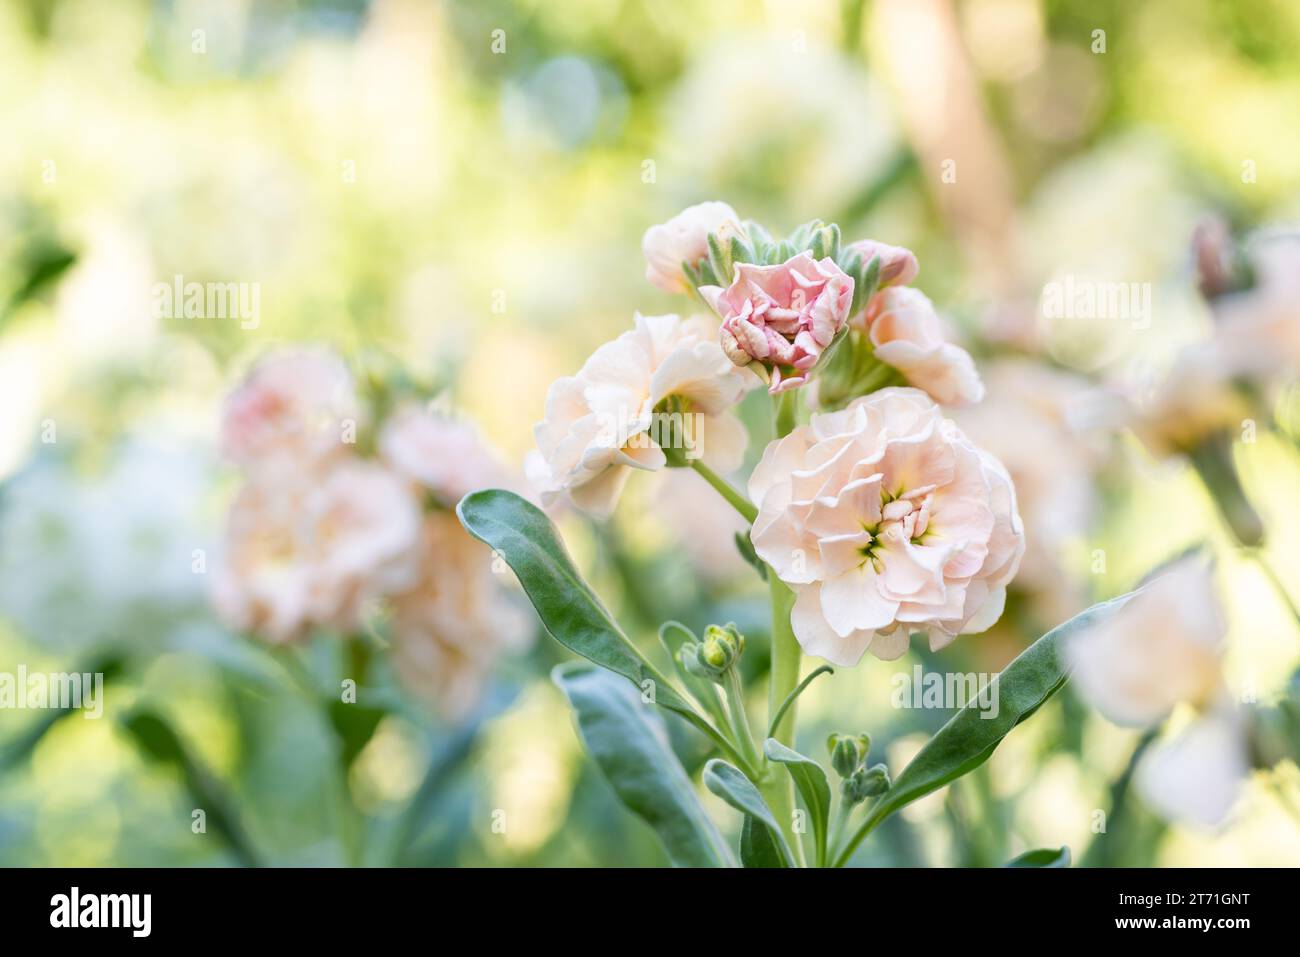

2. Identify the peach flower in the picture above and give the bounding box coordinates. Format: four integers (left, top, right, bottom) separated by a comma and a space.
702, 252, 854, 394
527, 312, 755, 516
212, 460, 422, 643
390, 511, 532, 719
1065, 558, 1226, 727
380, 405, 513, 506
642, 201, 742, 293
1135, 704, 1249, 828
856, 287, 984, 407
221, 349, 358, 473
844, 239, 919, 289
1213, 230, 1300, 377
749, 387, 1024, 665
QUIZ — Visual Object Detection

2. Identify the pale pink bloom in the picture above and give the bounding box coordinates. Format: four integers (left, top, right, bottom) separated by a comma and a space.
380, 405, 512, 506
390, 512, 532, 720
642, 201, 742, 293
221, 349, 358, 473
1128, 344, 1251, 458
702, 252, 854, 394
749, 387, 1024, 665
529, 313, 756, 516
1213, 231, 1300, 378
1066, 558, 1226, 728
844, 239, 919, 289
857, 287, 984, 407
212, 460, 422, 644
1136, 703, 1249, 828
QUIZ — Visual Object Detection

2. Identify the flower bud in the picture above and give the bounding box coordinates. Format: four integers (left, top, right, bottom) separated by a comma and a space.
827, 732, 871, 778
843, 763, 890, 806
844, 239, 919, 291
683, 623, 746, 683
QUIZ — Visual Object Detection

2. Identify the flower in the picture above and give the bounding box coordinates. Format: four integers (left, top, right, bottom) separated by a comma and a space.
1212, 230, 1300, 378
856, 287, 984, 406
844, 239, 919, 289
642, 201, 741, 293
380, 405, 513, 506
1135, 704, 1249, 828
1065, 558, 1226, 728
1128, 343, 1251, 459
527, 312, 755, 516
389, 511, 532, 719
749, 387, 1024, 665
212, 460, 422, 644
221, 349, 358, 474
702, 252, 854, 393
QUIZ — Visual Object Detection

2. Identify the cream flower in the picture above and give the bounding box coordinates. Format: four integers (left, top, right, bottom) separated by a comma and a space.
390, 511, 532, 720
380, 405, 513, 506
642, 201, 741, 293
1128, 343, 1251, 458
221, 349, 358, 473
528, 312, 755, 516
212, 460, 422, 644
857, 287, 984, 407
703, 252, 855, 394
1065, 558, 1225, 728
1136, 704, 1249, 828
749, 387, 1024, 665
1213, 230, 1300, 377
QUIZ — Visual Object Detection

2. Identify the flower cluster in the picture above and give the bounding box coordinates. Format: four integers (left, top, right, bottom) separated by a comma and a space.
213, 349, 530, 718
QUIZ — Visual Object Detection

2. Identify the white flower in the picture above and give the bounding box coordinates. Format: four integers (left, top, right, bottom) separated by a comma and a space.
1136, 705, 1249, 828
1066, 558, 1226, 727
528, 312, 755, 516
380, 405, 513, 505
642, 201, 741, 293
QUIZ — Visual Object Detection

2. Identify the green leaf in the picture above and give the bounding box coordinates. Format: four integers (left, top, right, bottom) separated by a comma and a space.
732, 530, 767, 581
703, 759, 796, 867
740, 814, 787, 868
764, 738, 832, 867
457, 490, 741, 764
553, 663, 735, 868
121, 709, 262, 867
1006, 846, 1071, 868
327, 699, 387, 769
834, 592, 1134, 866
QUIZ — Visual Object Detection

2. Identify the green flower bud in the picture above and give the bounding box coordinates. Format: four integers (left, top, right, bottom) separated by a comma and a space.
827, 732, 871, 779
843, 762, 890, 806
683, 623, 745, 683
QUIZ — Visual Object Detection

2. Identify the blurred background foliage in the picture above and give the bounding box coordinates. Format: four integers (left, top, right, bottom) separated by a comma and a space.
1, 0, 1299, 866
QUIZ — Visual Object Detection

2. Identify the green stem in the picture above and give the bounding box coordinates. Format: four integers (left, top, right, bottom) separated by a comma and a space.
689, 459, 758, 523
723, 669, 762, 771
832, 796, 886, 867
768, 664, 834, 738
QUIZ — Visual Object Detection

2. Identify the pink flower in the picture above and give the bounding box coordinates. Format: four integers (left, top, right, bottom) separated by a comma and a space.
844, 239, 919, 289
857, 287, 984, 407
1065, 558, 1226, 727
212, 460, 422, 644
221, 349, 358, 474
703, 252, 854, 394
642, 201, 742, 293
527, 313, 755, 516
380, 405, 513, 506
389, 511, 533, 719
749, 387, 1024, 665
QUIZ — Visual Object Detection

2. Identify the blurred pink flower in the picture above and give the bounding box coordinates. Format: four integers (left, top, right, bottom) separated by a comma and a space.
858, 287, 984, 407
703, 252, 854, 393
844, 238, 919, 289
749, 387, 1024, 665
642, 201, 741, 293
380, 405, 513, 506
212, 460, 422, 644
1136, 704, 1248, 828
527, 313, 755, 516
389, 511, 532, 720
220, 349, 359, 473
1066, 558, 1227, 728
